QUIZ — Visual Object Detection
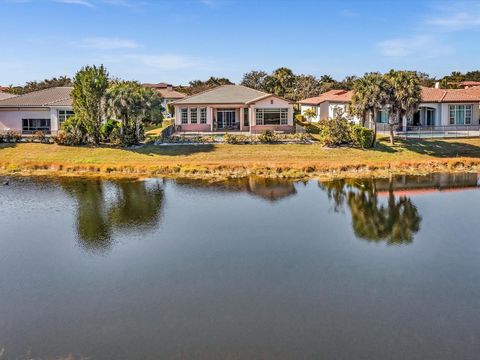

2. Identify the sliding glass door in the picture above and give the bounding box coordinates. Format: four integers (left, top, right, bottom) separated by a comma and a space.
216, 109, 236, 129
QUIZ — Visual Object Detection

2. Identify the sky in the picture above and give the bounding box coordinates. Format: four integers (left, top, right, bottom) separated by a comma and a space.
1, 0, 480, 86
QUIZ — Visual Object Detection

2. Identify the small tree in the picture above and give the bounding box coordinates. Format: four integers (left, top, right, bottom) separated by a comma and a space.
302, 108, 317, 123
106, 81, 162, 146
72, 65, 109, 144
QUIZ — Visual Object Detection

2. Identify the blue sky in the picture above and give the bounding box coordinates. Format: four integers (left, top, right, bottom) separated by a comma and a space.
1, 0, 479, 86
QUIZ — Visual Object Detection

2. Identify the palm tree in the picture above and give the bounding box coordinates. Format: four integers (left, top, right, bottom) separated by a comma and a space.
384, 70, 422, 145
302, 108, 317, 123
350, 72, 388, 147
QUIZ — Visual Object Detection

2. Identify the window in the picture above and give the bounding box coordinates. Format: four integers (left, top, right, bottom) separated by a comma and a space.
22, 119, 51, 134
449, 105, 472, 125
181, 108, 188, 124
200, 108, 207, 124
255, 108, 288, 125
190, 108, 198, 124
58, 110, 74, 127
332, 105, 345, 118
244, 108, 249, 127
376, 110, 388, 123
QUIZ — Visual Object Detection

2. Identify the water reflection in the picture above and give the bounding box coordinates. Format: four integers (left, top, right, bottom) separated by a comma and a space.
174, 176, 297, 202
61, 179, 164, 251
320, 173, 480, 245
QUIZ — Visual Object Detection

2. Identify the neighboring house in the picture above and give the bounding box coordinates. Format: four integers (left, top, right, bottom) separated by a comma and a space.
299, 87, 480, 128
0, 91, 17, 101
299, 90, 360, 123
0, 87, 73, 134
143, 83, 186, 114
171, 85, 294, 133
458, 81, 480, 89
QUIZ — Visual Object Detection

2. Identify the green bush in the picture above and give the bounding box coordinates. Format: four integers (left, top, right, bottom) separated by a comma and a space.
318, 117, 351, 147
101, 119, 120, 141
257, 129, 277, 143
60, 115, 88, 145
350, 124, 374, 148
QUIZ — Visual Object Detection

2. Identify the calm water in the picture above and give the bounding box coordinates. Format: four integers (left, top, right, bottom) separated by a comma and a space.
1, 174, 480, 360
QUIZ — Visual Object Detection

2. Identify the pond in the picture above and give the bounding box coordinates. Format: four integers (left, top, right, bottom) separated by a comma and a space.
1, 173, 480, 359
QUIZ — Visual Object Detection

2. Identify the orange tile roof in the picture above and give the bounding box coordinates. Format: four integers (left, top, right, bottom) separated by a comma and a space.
157, 88, 186, 99
299, 90, 353, 105
420, 86, 480, 103
459, 81, 480, 87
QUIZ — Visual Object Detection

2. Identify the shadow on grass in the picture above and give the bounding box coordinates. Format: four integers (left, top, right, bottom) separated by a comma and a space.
130, 144, 216, 157
374, 138, 480, 158
0, 143, 18, 149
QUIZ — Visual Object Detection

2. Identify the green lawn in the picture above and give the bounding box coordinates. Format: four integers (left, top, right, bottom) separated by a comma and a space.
1, 137, 480, 179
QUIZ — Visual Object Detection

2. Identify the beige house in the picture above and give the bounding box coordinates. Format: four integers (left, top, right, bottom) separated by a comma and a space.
171, 85, 294, 133
143, 83, 186, 114
0, 87, 73, 134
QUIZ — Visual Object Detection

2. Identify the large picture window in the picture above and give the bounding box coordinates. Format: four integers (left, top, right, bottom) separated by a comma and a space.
200, 108, 207, 124
255, 108, 288, 125
181, 108, 188, 124
449, 105, 472, 125
244, 108, 249, 127
190, 108, 198, 124
22, 118, 51, 134
58, 110, 74, 127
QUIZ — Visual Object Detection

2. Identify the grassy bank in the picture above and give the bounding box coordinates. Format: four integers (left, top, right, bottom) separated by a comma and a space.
1, 137, 480, 180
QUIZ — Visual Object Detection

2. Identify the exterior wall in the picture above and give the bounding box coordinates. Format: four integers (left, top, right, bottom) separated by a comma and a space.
174, 96, 294, 133
0, 109, 51, 132
439, 103, 480, 126
249, 96, 294, 132
300, 105, 321, 122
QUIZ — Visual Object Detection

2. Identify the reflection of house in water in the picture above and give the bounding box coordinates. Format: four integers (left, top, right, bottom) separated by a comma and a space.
374, 173, 480, 197
174, 176, 297, 202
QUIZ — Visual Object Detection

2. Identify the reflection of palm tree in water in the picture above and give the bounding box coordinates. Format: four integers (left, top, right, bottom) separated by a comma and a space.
61, 179, 164, 251
320, 178, 421, 245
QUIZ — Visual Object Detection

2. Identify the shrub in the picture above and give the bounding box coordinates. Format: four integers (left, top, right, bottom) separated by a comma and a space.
33, 131, 48, 143
295, 114, 304, 122
224, 133, 251, 144
350, 124, 374, 148
257, 129, 277, 143
60, 115, 87, 145
101, 119, 120, 142
4, 130, 22, 143
317, 117, 351, 147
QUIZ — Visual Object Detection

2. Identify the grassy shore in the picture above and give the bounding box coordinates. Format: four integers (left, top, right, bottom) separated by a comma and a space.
1, 137, 480, 180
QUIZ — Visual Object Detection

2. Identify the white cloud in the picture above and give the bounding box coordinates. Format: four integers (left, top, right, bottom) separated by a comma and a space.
377, 35, 450, 58
428, 11, 480, 31
339, 9, 358, 17
76, 37, 139, 49
55, 0, 95, 7
200, 0, 215, 7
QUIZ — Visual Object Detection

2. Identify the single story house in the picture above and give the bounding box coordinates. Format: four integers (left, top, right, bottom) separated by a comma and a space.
299, 89, 360, 123
143, 83, 186, 114
0, 87, 73, 134
299, 86, 480, 128
171, 85, 294, 133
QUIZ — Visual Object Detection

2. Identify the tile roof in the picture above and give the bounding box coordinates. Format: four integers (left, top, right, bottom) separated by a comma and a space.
459, 81, 480, 87
0, 87, 72, 107
420, 86, 480, 103
0, 91, 17, 101
298, 90, 353, 105
143, 82, 171, 88
171, 85, 275, 105
157, 88, 186, 99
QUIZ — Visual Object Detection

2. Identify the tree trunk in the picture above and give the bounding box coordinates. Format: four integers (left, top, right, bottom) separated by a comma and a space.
389, 126, 394, 145
370, 111, 377, 148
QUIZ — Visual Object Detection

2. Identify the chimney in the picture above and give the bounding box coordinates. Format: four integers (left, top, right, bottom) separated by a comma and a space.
167, 84, 173, 91
434, 81, 440, 89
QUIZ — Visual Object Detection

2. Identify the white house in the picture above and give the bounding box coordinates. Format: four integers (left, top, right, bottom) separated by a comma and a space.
299, 89, 360, 123
171, 85, 295, 133
299, 87, 480, 128
0, 87, 73, 134
143, 83, 186, 114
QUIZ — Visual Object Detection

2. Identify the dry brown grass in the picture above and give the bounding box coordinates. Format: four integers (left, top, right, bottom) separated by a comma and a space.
1, 137, 480, 180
